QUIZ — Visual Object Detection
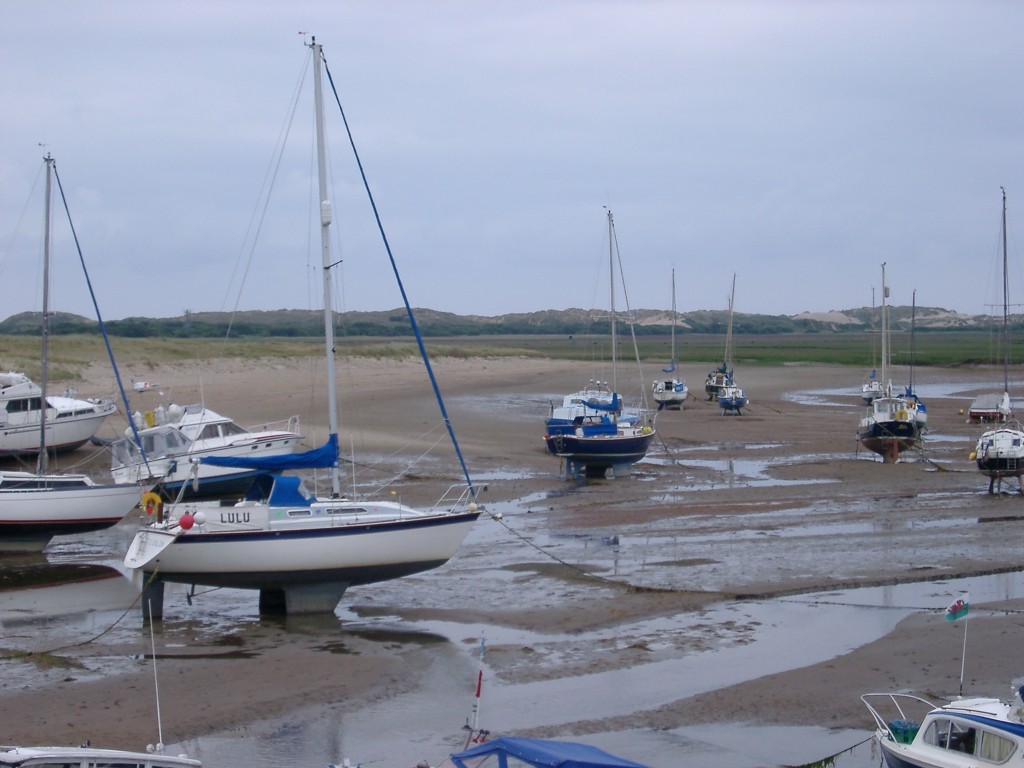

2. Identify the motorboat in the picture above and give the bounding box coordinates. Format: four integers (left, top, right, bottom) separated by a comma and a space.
109, 403, 302, 500
0, 371, 115, 456
861, 681, 1024, 768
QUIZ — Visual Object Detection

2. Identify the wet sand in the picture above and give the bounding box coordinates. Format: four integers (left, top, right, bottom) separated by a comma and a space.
1, 355, 1022, 761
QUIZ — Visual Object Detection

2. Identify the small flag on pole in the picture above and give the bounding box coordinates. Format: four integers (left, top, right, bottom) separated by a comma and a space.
945, 594, 969, 621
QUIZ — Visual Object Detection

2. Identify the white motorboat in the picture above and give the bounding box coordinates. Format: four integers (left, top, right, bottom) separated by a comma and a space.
652, 267, 688, 410
971, 189, 1024, 493
123, 39, 481, 616
0, 155, 142, 553
861, 681, 1024, 768
0, 745, 201, 768
109, 403, 302, 499
0, 371, 115, 456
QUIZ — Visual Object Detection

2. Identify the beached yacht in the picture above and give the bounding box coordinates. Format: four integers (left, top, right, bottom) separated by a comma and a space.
109, 403, 302, 500
0, 371, 115, 456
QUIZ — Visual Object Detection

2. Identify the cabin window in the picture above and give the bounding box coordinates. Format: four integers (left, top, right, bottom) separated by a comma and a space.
947, 722, 977, 754
287, 509, 312, 517
328, 507, 365, 515
978, 731, 1016, 762
197, 425, 221, 441
7, 396, 42, 413
221, 421, 246, 437
923, 718, 951, 748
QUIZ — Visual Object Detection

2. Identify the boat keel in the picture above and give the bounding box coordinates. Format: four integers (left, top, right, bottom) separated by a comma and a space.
259, 582, 350, 615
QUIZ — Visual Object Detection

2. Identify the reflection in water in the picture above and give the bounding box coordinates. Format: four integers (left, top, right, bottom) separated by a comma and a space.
2, 518, 1021, 768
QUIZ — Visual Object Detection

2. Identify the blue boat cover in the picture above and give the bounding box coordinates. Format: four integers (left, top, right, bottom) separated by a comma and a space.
199, 433, 338, 470
583, 393, 620, 413
267, 475, 315, 507
449, 737, 649, 768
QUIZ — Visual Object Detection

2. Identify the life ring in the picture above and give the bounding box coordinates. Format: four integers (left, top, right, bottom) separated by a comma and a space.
895, 409, 909, 422
141, 491, 163, 516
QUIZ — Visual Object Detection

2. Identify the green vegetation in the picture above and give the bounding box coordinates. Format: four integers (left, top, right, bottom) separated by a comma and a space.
1, 330, 1016, 377
1, 305, 1018, 376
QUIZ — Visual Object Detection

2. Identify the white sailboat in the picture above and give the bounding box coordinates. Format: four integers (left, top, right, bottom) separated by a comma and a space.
971, 188, 1024, 493
652, 267, 688, 410
123, 39, 481, 616
861, 287, 884, 404
857, 263, 921, 462
0, 155, 143, 553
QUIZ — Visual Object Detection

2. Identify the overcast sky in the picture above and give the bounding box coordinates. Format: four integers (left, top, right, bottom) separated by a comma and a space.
3, 1, 1023, 322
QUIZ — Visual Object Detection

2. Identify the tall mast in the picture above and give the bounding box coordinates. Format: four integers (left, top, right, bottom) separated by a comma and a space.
670, 267, 677, 365
1002, 187, 1010, 396
311, 39, 341, 497
608, 209, 617, 393
37, 154, 55, 474
724, 273, 736, 368
880, 262, 889, 395
910, 289, 917, 393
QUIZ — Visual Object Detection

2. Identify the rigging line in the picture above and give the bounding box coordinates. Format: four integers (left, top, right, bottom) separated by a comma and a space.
321, 51, 476, 499
51, 160, 146, 462
481, 508, 693, 596
33, 568, 160, 655
609, 216, 651, 410
0, 162, 45, 284
220, 48, 313, 347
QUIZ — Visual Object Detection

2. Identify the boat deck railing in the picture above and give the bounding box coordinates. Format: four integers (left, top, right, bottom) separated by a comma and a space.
431, 483, 477, 514
862, 693, 936, 743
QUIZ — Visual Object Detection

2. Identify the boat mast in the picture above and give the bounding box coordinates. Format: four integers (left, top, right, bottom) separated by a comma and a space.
607, 209, 617, 393
880, 262, 889, 396
1002, 187, 1010, 397
724, 273, 736, 369
37, 154, 55, 475
670, 267, 677, 367
909, 289, 916, 393
311, 39, 342, 497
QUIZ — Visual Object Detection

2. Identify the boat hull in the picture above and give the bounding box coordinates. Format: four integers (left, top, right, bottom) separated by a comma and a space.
126, 510, 480, 591
652, 379, 687, 410
0, 403, 116, 456
543, 429, 655, 478
0, 472, 142, 552
864, 692, 1024, 768
974, 425, 1024, 480
718, 385, 748, 414
859, 421, 920, 461
110, 411, 302, 501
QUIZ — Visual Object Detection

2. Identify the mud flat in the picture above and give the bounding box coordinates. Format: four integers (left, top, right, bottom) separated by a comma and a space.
0, 356, 1021, 766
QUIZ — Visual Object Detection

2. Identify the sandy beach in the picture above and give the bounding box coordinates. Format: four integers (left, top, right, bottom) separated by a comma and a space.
1, 353, 1022, 765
